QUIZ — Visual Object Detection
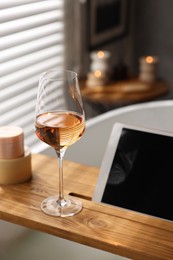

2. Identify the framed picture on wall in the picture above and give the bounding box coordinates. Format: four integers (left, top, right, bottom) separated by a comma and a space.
88, 0, 128, 50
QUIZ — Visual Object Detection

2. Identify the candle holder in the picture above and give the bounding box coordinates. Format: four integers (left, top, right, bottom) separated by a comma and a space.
0, 147, 32, 185
86, 50, 111, 87
139, 56, 159, 83
0, 126, 32, 184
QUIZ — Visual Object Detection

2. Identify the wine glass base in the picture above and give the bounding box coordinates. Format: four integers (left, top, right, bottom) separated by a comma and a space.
41, 195, 82, 217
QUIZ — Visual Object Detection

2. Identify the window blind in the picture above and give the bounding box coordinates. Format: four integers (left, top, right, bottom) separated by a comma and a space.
0, 0, 65, 153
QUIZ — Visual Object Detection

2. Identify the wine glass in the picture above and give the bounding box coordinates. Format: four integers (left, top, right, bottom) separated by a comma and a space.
34, 70, 85, 217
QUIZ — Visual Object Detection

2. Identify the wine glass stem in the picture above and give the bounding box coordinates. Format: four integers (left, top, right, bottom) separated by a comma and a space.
56, 150, 65, 202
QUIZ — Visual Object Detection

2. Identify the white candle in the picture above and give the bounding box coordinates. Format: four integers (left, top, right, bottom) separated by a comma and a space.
87, 50, 111, 87
86, 70, 109, 87
0, 126, 24, 159
139, 56, 159, 83
90, 50, 111, 72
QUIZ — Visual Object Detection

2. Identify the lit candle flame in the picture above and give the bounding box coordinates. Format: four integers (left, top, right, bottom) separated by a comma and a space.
146, 56, 154, 64
97, 51, 105, 59
94, 70, 102, 77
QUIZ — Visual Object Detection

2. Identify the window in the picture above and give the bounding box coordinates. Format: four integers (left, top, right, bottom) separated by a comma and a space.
0, 0, 65, 152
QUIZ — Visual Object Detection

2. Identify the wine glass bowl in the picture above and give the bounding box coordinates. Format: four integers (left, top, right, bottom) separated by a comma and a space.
35, 70, 85, 217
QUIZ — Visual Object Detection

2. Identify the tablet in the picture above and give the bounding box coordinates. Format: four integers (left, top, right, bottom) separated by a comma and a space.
93, 122, 173, 222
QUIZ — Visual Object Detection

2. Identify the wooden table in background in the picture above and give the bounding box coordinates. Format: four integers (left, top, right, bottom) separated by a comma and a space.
80, 78, 170, 117
0, 154, 173, 260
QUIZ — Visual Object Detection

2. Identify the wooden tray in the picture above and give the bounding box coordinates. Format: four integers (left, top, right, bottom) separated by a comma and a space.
81, 79, 169, 104
0, 153, 173, 260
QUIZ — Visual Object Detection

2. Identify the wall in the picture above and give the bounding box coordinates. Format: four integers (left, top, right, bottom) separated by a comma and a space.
133, 0, 173, 99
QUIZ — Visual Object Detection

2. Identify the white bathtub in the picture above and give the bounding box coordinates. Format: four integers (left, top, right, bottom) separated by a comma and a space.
2, 100, 173, 260
43, 99, 173, 167
0, 220, 125, 260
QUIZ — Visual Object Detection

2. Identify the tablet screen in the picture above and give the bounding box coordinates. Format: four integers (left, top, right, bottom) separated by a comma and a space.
94, 125, 173, 222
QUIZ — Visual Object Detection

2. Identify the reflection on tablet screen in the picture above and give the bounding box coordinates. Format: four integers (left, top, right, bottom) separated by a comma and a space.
102, 128, 173, 222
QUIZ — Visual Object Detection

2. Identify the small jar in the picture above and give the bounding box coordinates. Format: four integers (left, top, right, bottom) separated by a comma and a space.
0, 126, 32, 185
0, 126, 24, 159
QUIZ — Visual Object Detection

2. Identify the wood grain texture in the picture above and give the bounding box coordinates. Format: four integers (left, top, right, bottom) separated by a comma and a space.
0, 153, 173, 260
